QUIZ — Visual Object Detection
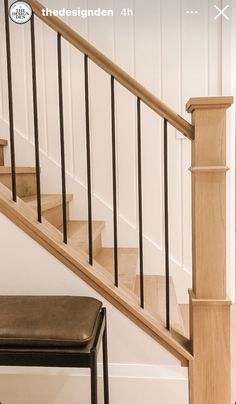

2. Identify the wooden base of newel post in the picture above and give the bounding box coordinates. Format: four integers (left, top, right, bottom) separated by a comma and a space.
188, 291, 231, 404
186, 97, 233, 404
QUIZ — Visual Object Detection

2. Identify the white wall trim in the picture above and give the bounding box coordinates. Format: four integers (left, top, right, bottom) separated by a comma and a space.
0, 364, 188, 380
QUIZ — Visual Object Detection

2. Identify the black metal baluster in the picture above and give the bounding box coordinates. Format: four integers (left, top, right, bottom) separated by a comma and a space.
30, 14, 42, 223
111, 76, 119, 287
84, 55, 93, 265
57, 33, 67, 244
164, 119, 170, 330
4, 0, 16, 202
137, 98, 144, 308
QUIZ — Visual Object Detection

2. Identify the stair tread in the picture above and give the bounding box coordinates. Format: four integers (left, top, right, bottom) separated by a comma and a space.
95, 247, 138, 289
134, 275, 185, 333
22, 194, 73, 211
0, 167, 36, 174
0, 139, 8, 146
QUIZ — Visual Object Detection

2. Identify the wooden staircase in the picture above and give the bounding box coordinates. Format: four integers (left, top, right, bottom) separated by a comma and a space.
0, 137, 191, 365
1, 0, 233, 400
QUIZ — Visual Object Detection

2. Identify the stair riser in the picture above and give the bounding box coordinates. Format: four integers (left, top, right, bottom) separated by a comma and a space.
43, 202, 70, 229
95, 248, 138, 292
92, 234, 102, 256
0, 173, 36, 197
70, 233, 102, 256
0, 147, 4, 166
134, 275, 185, 334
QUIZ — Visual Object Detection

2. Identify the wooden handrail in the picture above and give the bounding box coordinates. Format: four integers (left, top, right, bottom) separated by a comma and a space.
27, 0, 194, 140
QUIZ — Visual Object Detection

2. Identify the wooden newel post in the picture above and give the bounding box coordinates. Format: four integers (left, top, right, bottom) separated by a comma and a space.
186, 97, 233, 404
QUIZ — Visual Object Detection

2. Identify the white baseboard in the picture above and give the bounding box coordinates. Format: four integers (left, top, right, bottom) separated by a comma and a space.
0, 363, 188, 378
0, 364, 188, 404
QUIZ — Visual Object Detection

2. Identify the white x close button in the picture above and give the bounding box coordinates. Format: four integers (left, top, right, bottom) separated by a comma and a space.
214, 5, 229, 20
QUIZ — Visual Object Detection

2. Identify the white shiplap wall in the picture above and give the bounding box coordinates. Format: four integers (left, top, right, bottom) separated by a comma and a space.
0, 0, 230, 301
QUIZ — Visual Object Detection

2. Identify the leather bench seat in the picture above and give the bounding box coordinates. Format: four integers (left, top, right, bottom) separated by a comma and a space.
0, 296, 102, 347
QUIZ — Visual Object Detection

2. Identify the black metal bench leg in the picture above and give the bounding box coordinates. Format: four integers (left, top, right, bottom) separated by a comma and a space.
91, 348, 98, 404
102, 308, 109, 404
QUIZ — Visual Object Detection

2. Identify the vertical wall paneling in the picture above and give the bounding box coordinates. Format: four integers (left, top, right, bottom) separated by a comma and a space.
41, 0, 66, 163
161, 0, 183, 266
24, 22, 34, 144
34, 17, 48, 154
60, 0, 74, 177
181, 0, 208, 273
68, 0, 88, 187
10, 21, 30, 142
87, 0, 115, 207
61, 38, 74, 177
0, 0, 5, 121
221, 0, 232, 94
221, 0, 236, 301
181, 0, 209, 112
208, 0, 222, 95
134, 0, 163, 265
114, 0, 137, 229
42, 22, 60, 163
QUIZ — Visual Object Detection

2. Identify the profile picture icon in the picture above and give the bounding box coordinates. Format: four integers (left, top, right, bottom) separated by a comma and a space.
9, 1, 32, 24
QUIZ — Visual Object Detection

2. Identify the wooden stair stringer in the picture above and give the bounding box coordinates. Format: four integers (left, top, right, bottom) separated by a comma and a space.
0, 183, 192, 366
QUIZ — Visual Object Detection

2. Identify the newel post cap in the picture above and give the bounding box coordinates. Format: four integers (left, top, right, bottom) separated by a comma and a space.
186, 96, 234, 113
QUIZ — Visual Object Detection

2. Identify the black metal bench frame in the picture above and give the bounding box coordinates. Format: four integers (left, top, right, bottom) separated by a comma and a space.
0, 307, 109, 404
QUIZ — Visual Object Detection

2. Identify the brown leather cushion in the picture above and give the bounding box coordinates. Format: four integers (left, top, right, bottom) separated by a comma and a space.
0, 296, 102, 347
